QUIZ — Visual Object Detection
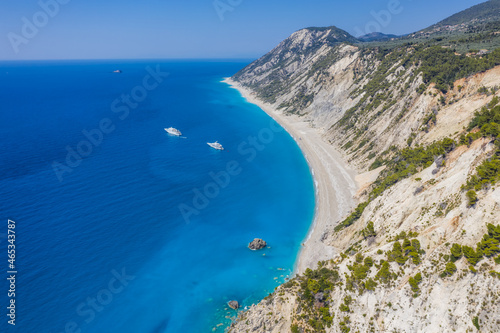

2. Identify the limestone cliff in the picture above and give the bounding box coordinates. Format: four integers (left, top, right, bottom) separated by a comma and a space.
228, 3, 500, 332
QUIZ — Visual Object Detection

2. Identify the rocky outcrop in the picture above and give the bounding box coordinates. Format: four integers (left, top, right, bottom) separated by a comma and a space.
228, 301, 239, 310
248, 238, 267, 250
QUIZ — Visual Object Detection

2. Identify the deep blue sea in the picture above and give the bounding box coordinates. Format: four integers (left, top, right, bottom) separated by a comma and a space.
0, 60, 315, 333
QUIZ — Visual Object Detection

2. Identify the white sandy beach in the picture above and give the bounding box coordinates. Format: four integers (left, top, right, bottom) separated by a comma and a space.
224, 78, 358, 274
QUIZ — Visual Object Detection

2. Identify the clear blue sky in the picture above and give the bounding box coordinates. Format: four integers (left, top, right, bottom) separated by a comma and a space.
0, 0, 486, 60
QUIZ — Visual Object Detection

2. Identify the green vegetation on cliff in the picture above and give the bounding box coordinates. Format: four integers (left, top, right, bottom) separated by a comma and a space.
335, 137, 456, 232
416, 46, 500, 93
442, 223, 500, 271
337, 90, 500, 233
339, 45, 500, 132
464, 97, 500, 192
287, 266, 340, 332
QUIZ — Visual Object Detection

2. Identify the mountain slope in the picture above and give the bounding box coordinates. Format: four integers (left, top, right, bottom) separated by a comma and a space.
434, 0, 500, 27
402, 0, 500, 47
233, 26, 357, 107
228, 4, 500, 333
357, 32, 399, 42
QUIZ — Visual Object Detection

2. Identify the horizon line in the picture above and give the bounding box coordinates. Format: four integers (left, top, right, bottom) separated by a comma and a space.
0, 57, 258, 62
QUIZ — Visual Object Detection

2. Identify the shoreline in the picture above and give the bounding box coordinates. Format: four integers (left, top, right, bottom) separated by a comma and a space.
223, 77, 358, 274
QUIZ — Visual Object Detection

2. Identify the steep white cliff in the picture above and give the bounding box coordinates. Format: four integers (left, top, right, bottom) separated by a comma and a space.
228, 21, 500, 333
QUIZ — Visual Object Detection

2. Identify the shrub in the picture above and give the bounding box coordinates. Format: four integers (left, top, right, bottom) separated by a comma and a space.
490, 270, 500, 279
450, 243, 463, 262
478, 86, 489, 94
319, 307, 333, 326
282, 280, 297, 289
487, 223, 500, 239
353, 264, 370, 281
463, 246, 483, 266
369, 157, 385, 170
375, 261, 392, 284
339, 295, 352, 312
422, 112, 437, 127
409, 275, 422, 296
477, 223, 500, 257
362, 221, 376, 238
466, 190, 478, 207
403, 238, 412, 251
411, 239, 421, 251
364, 257, 374, 267
339, 316, 351, 333
307, 279, 321, 294
355, 253, 364, 263
472, 316, 480, 330
334, 202, 369, 232
365, 278, 377, 291
388, 241, 408, 265
477, 238, 500, 257
416, 83, 427, 94
441, 262, 457, 277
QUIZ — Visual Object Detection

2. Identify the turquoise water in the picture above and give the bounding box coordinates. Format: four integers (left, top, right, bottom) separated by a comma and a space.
0, 60, 315, 332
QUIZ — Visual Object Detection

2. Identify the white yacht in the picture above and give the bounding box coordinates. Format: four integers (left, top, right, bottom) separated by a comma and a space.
207, 141, 224, 150
164, 127, 182, 136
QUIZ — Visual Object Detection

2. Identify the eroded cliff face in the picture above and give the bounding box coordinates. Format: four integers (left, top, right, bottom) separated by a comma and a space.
234, 27, 500, 171
229, 137, 500, 333
234, 28, 372, 131
229, 26, 500, 333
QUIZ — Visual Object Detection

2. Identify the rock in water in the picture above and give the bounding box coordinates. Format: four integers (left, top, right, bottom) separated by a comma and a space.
228, 300, 239, 310
248, 238, 267, 250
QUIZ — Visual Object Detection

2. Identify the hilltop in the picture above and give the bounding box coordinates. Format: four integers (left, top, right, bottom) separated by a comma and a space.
434, 0, 500, 27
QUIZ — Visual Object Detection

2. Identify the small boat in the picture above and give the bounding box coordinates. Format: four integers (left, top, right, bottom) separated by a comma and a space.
112, 70, 122, 73
164, 127, 182, 136
207, 141, 224, 150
